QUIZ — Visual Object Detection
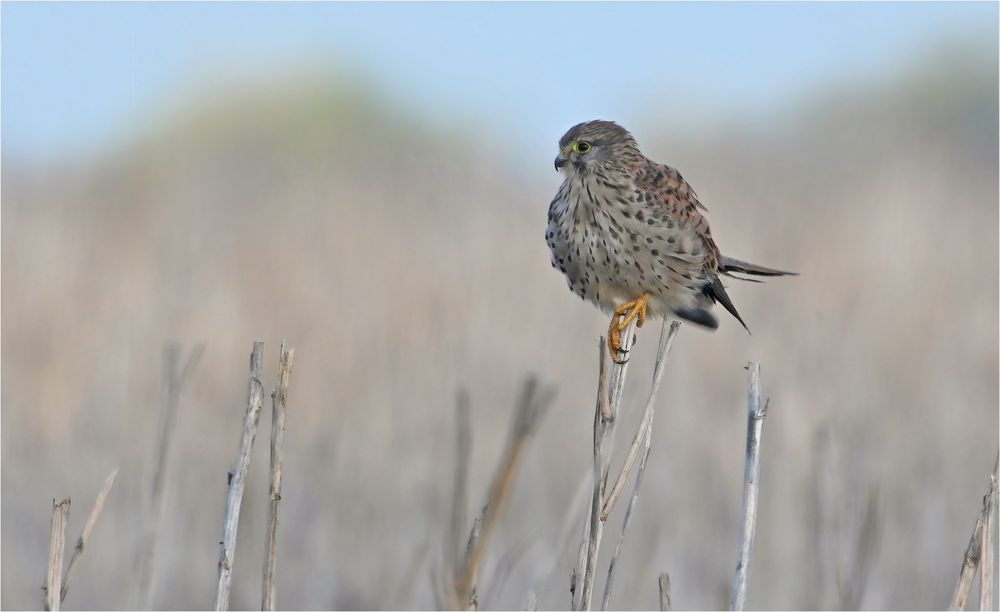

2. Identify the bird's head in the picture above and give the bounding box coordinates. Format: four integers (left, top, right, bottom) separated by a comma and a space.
554, 120, 640, 174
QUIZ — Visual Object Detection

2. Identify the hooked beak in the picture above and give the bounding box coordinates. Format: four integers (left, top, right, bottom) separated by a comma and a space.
554, 154, 567, 171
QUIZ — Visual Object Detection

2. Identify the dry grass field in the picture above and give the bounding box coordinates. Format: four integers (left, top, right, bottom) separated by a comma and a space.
2, 42, 997, 610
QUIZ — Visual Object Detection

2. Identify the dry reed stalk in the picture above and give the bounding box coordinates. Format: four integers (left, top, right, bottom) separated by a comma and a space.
577, 318, 676, 611
578, 339, 614, 612
601, 321, 680, 610
658, 572, 672, 611
452, 376, 553, 610
137, 343, 204, 609
952, 516, 986, 611
601, 320, 680, 519
949, 454, 999, 611
262, 342, 294, 611
215, 342, 266, 611
980, 459, 997, 612
730, 363, 768, 611
60, 468, 119, 604
43, 498, 71, 611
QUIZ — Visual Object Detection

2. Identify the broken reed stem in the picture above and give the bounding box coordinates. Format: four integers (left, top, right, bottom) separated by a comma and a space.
578, 317, 644, 611
453, 377, 553, 610
577, 319, 676, 611
952, 518, 986, 611
60, 468, 119, 604
601, 321, 680, 520
137, 343, 204, 609
215, 342, 266, 611
262, 342, 294, 612
578, 339, 614, 612
601, 321, 680, 610
730, 362, 768, 612
981, 466, 995, 612
658, 572, 672, 611
44, 498, 71, 611
949, 454, 999, 611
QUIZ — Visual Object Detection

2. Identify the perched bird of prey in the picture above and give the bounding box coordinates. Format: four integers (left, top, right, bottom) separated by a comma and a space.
546, 120, 794, 362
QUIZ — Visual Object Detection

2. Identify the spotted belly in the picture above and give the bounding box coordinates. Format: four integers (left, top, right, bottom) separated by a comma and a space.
546, 195, 708, 319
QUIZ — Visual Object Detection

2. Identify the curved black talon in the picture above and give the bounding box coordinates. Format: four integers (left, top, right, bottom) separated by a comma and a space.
612, 345, 631, 365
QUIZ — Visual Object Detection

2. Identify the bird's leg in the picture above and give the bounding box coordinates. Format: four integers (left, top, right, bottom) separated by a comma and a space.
607, 293, 651, 363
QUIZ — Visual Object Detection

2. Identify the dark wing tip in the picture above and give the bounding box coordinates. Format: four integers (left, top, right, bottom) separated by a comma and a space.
703, 276, 750, 332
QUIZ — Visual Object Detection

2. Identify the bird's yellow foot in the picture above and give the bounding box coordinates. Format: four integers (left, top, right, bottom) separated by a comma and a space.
607, 293, 652, 364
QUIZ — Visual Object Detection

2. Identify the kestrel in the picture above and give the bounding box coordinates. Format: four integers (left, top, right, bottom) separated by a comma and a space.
545, 120, 794, 362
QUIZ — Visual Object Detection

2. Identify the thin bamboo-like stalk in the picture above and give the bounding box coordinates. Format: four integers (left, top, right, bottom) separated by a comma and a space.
980, 458, 997, 612
952, 516, 986, 611
980, 493, 994, 612
601, 321, 680, 519
215, 342, 266, 611
949, 454, 999, 611
730, 363, 768, 611
61, 468, 119, 604
262, 342, 294, 611
578, 338, 615, 612
601, 321, 680, 610
658, 572, 672, 611
578, 316, 674, 612
44, 498, 71, 611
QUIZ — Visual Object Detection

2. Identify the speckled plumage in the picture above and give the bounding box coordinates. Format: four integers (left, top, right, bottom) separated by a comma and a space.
546, 120, 792, 331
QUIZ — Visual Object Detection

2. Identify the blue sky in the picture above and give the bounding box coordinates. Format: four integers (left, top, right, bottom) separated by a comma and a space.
2, 2, 996, 162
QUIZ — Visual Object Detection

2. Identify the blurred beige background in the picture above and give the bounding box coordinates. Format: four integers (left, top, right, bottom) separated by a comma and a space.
2, 4, 998, 610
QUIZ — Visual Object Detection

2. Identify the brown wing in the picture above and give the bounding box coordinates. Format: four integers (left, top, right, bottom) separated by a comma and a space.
634, 161, 752, 329
634, 161, 722, 277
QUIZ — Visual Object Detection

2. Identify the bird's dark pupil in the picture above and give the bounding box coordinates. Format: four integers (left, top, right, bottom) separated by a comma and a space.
579, 142, 590, 152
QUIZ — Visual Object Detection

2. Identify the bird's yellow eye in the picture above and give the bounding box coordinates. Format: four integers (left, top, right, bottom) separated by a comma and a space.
573, 141, 592, 154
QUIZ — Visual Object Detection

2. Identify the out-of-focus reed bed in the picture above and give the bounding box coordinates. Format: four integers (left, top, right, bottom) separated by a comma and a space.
2, 46, 997, 609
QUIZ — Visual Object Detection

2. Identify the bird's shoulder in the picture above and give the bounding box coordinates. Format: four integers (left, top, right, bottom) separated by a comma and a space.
633, 160, 710, 227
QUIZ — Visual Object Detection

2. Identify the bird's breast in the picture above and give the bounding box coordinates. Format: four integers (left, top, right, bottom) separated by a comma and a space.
546, 179, 646, 309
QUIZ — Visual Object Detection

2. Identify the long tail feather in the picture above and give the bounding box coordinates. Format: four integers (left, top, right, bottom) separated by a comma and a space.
721, 255, 797, 277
